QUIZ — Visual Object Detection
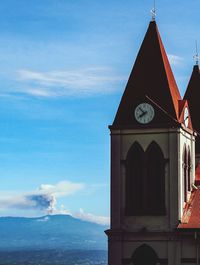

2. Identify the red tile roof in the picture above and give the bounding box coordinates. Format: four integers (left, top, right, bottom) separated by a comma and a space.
178, 163, 200, 229
178, 188, 200, 229
195, 163, 200, 186
156, 26, 181, 119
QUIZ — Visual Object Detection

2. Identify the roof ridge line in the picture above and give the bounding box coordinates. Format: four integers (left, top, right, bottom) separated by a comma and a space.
155, 24, 181, 120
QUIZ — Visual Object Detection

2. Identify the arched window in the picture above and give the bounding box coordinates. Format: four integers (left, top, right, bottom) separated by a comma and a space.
145, 141, 165, 215
183, 146, 187, 202
132, 244, 158, 265
125, 142, 144, 215
125, 141, 165, 216
187, 148, 191, 192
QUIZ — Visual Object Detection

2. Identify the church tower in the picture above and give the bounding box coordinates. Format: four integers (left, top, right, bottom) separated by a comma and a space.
106, 20, 196, 265
184, 64, 200, 165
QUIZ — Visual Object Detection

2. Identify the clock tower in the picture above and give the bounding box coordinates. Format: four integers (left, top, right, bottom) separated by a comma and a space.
106, 20, 196, 265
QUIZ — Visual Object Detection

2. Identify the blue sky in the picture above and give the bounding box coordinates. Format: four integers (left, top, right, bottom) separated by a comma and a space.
0, 0, 200, 224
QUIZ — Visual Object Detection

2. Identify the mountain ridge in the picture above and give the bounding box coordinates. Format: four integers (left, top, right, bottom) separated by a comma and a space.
0, 214, 108, 251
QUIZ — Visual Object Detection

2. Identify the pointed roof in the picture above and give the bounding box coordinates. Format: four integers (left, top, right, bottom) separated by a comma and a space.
112, 21, 181, 127
178, 164, 200, 229
178, 100, 193, 131
177, 188, 200, 229
184, 65, 200, 151
195, 162, 200, 186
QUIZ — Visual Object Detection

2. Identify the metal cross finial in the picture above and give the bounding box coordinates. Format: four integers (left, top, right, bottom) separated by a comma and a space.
193, 41, 199, 66
151, 0, 156, 21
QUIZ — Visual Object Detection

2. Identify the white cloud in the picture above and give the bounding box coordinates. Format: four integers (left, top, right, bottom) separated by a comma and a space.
15, 67, 125, 97
0, 181, 110, 226
51, 204, 71, 216
0, 180, 84, 214
39, 181, 84, 197
0, 193, 35, 209
36, 216, 50, 222
168, 54, 183, 66
73, 208, 110, 226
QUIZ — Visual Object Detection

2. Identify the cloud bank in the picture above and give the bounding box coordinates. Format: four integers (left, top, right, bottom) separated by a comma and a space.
73, 208, 109, 226
0, 181, 110, 225
15, 67, 125, 98
0, 181, 84, 214
168, 54, 183, 66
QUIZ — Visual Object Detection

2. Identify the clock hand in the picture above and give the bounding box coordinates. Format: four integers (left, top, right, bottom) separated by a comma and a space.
184, 116, 188, 121
139, 111, 147, 118
139, 107, 145, 114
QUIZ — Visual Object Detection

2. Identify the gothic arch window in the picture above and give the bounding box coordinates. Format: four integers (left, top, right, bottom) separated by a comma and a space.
187, 148, 191, 192
145, 141, 165, 215
182, 145, 187, 202
132, 244, 158, 265
125, 141, 165, 216
125, 142, 144, 215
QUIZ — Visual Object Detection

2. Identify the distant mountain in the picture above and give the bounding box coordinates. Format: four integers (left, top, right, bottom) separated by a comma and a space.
0, 249, 108, 265
0, 215, 108, 251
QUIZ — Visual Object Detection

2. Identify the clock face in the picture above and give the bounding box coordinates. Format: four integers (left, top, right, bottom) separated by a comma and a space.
184, 107, 189, 127
135, 103, 155, 124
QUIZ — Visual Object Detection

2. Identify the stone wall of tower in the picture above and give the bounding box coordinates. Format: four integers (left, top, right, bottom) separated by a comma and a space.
179, 129, 195, 218
107, 232, 198, 265
110, 127, 195, 233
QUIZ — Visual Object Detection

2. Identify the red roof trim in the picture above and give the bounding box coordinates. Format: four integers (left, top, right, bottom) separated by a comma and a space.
178, 188, 200, 229
178, 100, 193, 130
195, 163, 200, 186
156, 25, 181, 120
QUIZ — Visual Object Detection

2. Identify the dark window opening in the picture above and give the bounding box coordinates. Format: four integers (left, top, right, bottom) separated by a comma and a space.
132, 244, 158, 265
125, 141, 165, 216
187, 149, 191, 192
145, 142, 165, 215
183, 146, 191, 202
125, 142, 144, 215
183, 146, 187, 202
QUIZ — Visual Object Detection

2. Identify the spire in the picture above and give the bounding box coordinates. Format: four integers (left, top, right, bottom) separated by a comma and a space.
184, 64, 200, 151
193, 40, 199, 66
112, 21, 181, 127
151, 0, 156, 21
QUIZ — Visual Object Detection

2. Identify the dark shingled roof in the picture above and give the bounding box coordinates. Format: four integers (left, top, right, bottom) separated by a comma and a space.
184, 65, 200, 152
112, 21, 181, 128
